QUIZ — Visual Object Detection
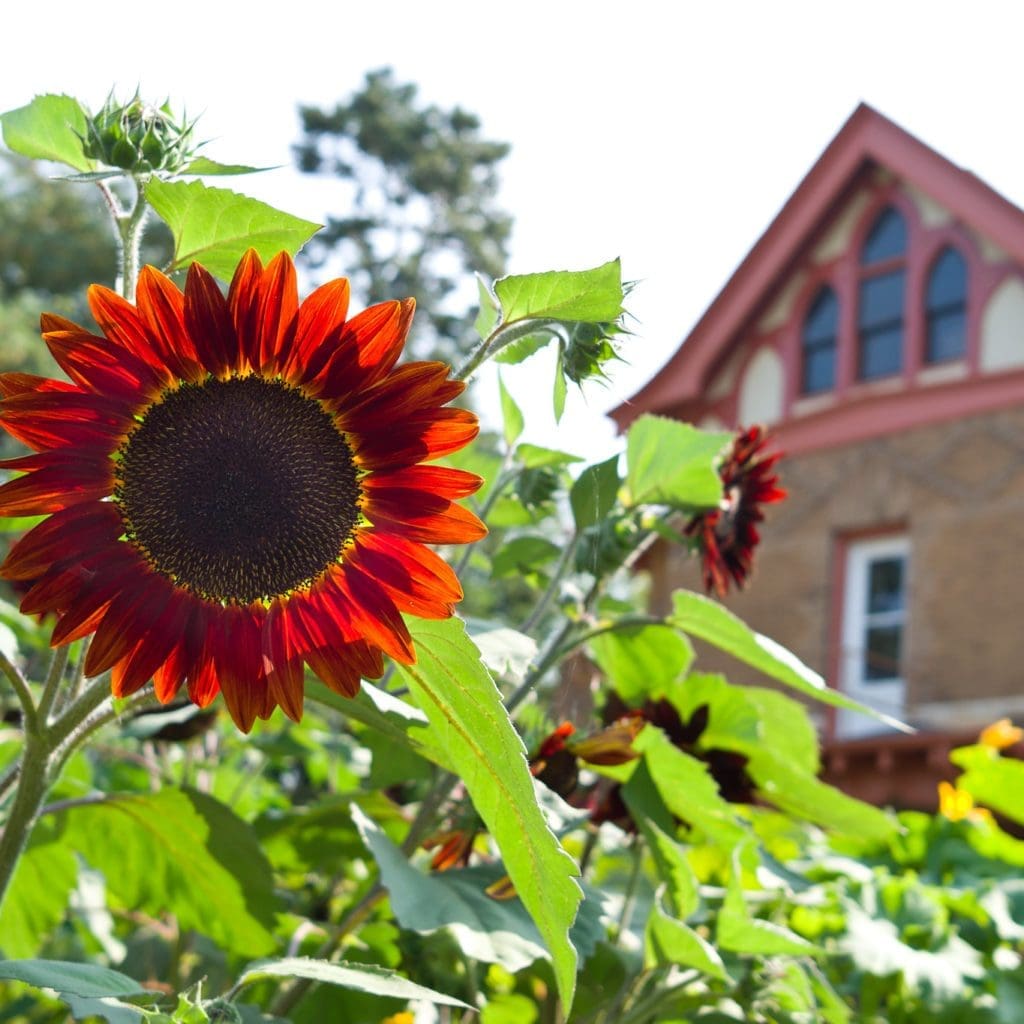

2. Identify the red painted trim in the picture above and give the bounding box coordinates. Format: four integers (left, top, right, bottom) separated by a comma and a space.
611, 103, 1024, 428
773, 366, 1024, 457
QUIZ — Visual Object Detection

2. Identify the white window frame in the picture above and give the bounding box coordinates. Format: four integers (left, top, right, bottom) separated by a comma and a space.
836, 534, 910, 738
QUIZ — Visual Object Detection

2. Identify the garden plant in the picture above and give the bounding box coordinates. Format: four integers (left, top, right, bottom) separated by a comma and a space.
2, 91, 1024, 1024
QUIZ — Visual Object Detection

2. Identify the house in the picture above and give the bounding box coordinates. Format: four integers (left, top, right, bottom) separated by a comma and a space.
610, 104, 1024, 809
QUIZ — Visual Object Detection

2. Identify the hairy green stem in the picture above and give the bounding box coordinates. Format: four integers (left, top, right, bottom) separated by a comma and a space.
454, 319, 562, 382
35, 644, 70, 725
0, 724, 50, 908
98, 176, 150, 302
0, 650, 36, 732
518, 533, 578, 634
0, 673, 119, 913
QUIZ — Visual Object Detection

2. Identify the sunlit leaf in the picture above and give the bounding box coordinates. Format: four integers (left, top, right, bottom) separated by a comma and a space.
590, 625, 693, 703
495, 260, 623, 325
625, 416, 729, 509
634, 727, 747, 847
396, 618, 582, 1010
498, 374, 524, 447
718, 860, 819, 956
747, 749, 897, 840
0, 959, 145, 998
0, 826, 77, 957
494, 332, 554, 365
474, 274, 500, 340
145, 178, 320, 278
491, 536, 561, 579
645, 900, 729, 980
465, 621, 539, 683
353, 810, 601, 975
570, 455, 620, 531
669, 590, 911, 729
517, 444, 583, 469
236, 955, 471, 1008
840, 902, 984, 996
60, 789, 277, 956
0, 94, 95, 171
553, 345, 567, 422
180, 156, 273, 176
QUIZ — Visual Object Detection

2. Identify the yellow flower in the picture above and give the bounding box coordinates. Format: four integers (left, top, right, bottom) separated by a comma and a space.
979, 718, 1023, 751
938, 781, 993, 824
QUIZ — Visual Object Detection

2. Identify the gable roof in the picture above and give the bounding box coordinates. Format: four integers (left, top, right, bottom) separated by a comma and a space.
610, 103, 1024, 428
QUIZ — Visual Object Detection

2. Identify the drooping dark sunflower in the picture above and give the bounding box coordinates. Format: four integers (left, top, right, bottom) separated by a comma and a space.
685, 425, 786, 597
0, 251, 485, 730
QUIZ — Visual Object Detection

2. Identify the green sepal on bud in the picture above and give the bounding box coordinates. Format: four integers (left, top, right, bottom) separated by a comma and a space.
81, 90, 200, 175
560, 318, 627, 387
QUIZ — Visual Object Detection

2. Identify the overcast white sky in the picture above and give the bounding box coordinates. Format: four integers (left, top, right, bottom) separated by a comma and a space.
4, 1, 1024, 458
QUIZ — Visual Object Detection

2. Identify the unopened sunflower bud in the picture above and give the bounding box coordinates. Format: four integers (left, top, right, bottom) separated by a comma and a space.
82, 90, 199, 174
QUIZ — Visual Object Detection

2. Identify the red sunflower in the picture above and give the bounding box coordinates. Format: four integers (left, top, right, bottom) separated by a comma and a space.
685, 425, 786, 597
0, 251, 485, 731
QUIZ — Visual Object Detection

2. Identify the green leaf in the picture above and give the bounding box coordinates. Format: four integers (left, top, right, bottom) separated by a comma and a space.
1, 95, 95, 171
144, 179, 320, 278
482, 993, 539, 1024
624, 781, 698, 919
553, 345, 568, 423
746, 749, 897, 840
625, 416, 730, 509
494, 332, 554, 365
839, 902, 984, 996
589, 625, 693, 703
517, 444, 583, 469
498, 374, 524, 447
180, 157, 273, 176
634, 727, 747, 847
645, 902, 729, 980
474, 274, 500, 340
0, 825, 78, 957
465, 621, 539, 683
669, 590, 911, 729
236, 955, 471, 1008
60, 789, 277, 956
0, 959, 145, 999
718, 851, 819, 956
491, 536, 561, 579
352, 809, 601, 975
957, 751, 1024, 825
64, 993, 145, 1024
396, 618, 582, 1010
569, 455, 621, 531
305, 679, 451, 771
495, 260, 623, 324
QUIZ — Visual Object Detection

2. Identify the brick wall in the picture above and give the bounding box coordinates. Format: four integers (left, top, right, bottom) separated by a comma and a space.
646, 405, 1024, 725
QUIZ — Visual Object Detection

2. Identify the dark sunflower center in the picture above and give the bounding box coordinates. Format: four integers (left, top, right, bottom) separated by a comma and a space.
116, 376, 362, 604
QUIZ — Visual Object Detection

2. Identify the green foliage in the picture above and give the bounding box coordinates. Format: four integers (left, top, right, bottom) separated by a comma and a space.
625, 414, 731, 509
145, 179, 320, 279
493, 260, 624, 325
0, 94, 96, 172
295, 67, 512, 362
395, 618, 583, 1010
7, 80, 1024, 1024
61, 790, 278, 957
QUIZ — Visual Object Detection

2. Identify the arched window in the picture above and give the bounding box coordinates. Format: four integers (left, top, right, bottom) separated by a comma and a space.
858, 206, 907, 380
801, 285, 838, 394
925, 247, 967, 363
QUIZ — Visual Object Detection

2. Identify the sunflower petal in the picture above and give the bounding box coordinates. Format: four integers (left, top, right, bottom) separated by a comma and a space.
184, 262, 239, 377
